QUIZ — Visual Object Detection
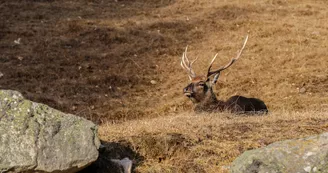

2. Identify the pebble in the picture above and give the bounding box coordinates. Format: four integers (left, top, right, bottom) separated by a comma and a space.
150, 80, 157, 85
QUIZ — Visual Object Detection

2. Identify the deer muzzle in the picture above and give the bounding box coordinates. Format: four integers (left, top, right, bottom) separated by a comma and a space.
183, 84, 193, 98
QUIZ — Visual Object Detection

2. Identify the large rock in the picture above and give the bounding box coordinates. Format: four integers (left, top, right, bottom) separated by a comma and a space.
230, 132, 328, 173
0, 90, 100, 173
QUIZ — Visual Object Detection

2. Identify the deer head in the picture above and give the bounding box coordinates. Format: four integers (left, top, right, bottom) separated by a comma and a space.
181, 35, 248, 104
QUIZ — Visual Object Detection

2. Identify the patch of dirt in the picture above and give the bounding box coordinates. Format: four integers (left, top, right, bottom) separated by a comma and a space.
0, 0, 202, 122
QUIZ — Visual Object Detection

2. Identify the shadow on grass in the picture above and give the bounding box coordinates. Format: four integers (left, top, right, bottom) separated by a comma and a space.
79, 141, 144, 173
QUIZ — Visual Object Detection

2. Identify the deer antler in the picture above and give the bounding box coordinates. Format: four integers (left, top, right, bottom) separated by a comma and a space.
180, 46, 199, 80
207, 35, 248, 80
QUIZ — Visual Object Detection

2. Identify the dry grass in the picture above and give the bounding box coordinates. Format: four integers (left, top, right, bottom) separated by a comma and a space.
1, 0, 328, 172
99, 111, 328, 172
1, 0, 328, 121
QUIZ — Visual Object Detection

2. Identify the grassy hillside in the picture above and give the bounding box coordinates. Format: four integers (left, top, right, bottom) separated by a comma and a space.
1, 0, 328, 172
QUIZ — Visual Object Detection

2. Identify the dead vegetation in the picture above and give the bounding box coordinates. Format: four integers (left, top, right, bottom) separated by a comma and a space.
1, 0, 328, 172
99, 111, 328, 172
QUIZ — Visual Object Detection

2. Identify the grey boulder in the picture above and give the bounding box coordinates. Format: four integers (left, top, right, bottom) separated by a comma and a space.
0, 90, 100, 173
230, 132, 328, 173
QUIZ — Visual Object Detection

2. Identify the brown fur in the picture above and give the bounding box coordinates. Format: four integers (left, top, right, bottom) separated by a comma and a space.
183, 76, 268, 114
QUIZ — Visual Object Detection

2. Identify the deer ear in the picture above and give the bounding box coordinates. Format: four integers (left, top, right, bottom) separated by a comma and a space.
212, 72, 221, 84
206, 78, 212, 87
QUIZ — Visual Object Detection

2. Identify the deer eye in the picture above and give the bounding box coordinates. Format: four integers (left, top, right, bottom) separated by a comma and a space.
198, 83, 205, 87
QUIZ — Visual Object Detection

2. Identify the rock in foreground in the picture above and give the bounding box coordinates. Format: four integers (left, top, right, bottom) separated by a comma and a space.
230, 132, 328, 173
0, 90, 100, 173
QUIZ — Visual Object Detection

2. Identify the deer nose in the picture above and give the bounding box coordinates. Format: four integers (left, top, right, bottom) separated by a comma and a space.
184, 84, 193, 93
183, 87, 188, 93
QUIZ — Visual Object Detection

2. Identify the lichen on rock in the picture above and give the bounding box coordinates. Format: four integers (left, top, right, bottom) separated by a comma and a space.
0, 90, 100, 173
230, 132, 328, 173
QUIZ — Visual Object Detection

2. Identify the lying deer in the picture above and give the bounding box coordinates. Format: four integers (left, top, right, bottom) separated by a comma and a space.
181, 36, 268, 114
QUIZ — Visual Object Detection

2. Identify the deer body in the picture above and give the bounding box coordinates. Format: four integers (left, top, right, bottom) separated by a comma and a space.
194, 95, 268, 114
225, 96, 268, 113
181, 36, 268, 114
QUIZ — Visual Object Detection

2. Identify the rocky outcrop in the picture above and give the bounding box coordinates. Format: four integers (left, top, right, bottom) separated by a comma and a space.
230, 132, 328, 173
0, 90, 100, 173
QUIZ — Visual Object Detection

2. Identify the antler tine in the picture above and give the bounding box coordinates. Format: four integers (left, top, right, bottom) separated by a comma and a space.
183, 46, 190, 64
207, 53, 219, 77
180, 47, 193, 80
180, 46, 198, 79
185, 50, 199, 76
190, 56, 199, 66
181, 51, 191, 75
207, 35, 248, 77
180, 47, 189, 69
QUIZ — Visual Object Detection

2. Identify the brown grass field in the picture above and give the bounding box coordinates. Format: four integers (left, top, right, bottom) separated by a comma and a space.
1, 0, 328, 172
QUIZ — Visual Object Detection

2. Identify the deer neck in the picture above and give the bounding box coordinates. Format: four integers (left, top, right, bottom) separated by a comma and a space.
194, 89, 224, 112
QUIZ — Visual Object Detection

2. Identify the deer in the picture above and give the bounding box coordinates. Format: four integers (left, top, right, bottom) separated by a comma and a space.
181, 35, 268, 114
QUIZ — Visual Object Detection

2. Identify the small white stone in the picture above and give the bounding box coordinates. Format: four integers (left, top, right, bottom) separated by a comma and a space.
303, 152, 315, 159
299, 87, 306, 93
304, 166, 311, 172
313, 167, 318, 172
17, 56, 24, 61
150, 80, 157, 85
14, 38, 21, 44
111, 157, 132, 173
